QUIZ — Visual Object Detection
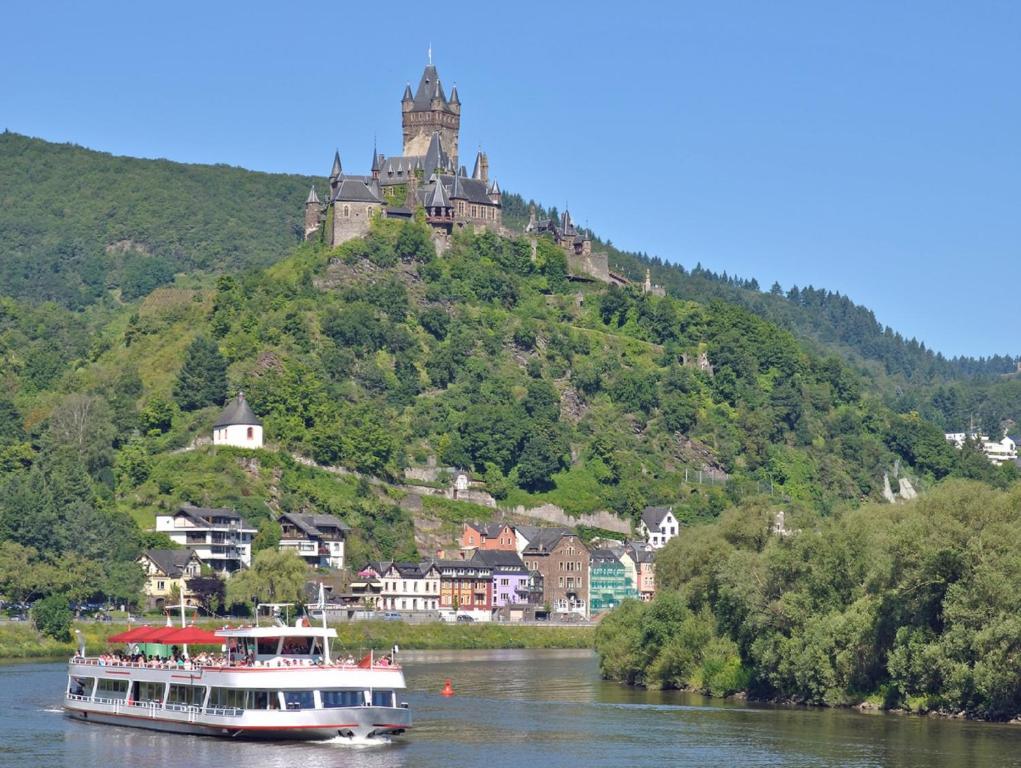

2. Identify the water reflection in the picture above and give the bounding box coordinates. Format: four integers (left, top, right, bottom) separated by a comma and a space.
4, 652, 1021, 768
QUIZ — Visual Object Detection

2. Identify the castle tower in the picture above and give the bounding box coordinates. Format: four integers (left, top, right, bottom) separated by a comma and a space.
472, 151, 489, 183
402, 60, 460, 159
304, 185, 321, 239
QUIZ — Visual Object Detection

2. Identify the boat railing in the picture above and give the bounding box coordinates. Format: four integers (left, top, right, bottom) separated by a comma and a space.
71, 655, 400, 671
67, 693, 243, 718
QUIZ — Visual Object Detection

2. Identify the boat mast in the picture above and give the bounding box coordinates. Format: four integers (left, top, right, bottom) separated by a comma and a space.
319, 582, 331, 663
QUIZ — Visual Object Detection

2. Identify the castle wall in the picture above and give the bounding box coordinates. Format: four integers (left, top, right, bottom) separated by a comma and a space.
567, 250, 611, 284
331, 201, 377, 246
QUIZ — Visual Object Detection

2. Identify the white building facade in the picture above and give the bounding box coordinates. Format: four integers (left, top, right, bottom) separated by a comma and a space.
277, 512, 349, 569
154, 505, 257, 574
637, 506, 680, 549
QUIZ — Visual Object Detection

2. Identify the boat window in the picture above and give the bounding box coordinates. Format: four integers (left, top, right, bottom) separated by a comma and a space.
132, 681, 165, 704
68, 676, 94, 696
208, 687, 246, 709
257, 637, 280, 655
96, 678, 129, 697
282, 690, 315, 710
371, 690, 395, 707
281, 637, 313, 656
320, 690, 365, 708
167, 684, 205, 707
248, 690, 279, 710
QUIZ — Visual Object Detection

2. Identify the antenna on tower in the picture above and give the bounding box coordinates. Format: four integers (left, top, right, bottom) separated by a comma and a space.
428, 43, 432, 66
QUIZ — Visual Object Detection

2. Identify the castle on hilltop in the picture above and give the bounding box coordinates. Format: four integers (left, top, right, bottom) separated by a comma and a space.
304, 58, 501, 248
303, 58, 627, 286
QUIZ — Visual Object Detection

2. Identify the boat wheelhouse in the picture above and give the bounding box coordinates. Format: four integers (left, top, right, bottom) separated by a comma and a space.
64, 620, 411, 742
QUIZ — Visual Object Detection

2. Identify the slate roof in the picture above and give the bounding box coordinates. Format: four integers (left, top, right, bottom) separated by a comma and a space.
214, 392, 262, 428
470, 550, 527, 570
332, 178, 384, 204
411, 64, 450, 110
143, 548, 198, 578
305, 186, 320, 204
521, 527, 576, 554
441, 174, 493, 205
641, 506, 673, 530
426, 179, 451, 208
279, 512, 350, 539
330, 150, 342, 179
174, 505, 253, 529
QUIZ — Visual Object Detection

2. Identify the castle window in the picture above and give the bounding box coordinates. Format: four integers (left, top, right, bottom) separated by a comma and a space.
247, 427, 253, 440
343, 205, 350, 218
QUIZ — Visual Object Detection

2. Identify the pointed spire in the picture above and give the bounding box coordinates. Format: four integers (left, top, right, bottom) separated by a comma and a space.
330, 150, 342, 179
371, 140, 380, 173
489, 179, 501, 195
472, 151, 483, 180
305, 185, 320, 205
427, 179, 451, 209
451, 173, 467, 199
450, 84, 460, 105
402, 83, 413, 102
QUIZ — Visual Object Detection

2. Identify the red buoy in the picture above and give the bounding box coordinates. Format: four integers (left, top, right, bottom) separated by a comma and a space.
441, 679, 455, 697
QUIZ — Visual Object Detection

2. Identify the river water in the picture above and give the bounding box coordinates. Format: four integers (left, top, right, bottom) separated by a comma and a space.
4, 649, 1021, 768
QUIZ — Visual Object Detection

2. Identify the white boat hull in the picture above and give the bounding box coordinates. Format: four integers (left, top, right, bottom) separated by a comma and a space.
64, 696, 411, 741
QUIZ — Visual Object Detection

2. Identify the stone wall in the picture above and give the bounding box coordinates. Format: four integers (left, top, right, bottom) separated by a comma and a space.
507, 503, 630, 535
567, 250, 611, 284
331, 201, 377, 246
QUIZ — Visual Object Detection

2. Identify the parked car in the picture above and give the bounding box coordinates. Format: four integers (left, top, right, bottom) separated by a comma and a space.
381, 611, 402, 621
455, 614, 475, 623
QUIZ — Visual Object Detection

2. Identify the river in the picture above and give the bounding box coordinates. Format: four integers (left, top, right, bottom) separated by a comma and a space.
3, 649, 1021, 767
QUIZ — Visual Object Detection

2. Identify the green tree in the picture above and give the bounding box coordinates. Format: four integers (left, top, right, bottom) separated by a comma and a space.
173, 336, 228, 411
31, 593, 73, 641
226, 549, 309, 609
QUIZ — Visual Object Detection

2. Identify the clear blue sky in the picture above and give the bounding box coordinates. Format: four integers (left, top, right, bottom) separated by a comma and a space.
3, 1, 1018, 358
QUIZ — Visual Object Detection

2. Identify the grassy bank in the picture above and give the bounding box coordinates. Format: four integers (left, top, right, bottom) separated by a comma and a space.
328, 621, 594, 651
0, 620, 593, 660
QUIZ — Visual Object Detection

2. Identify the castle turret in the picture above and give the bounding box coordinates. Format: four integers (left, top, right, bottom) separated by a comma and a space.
526, 204, 537, 232
370, 142, 380, 180
402, 61, 460, 159
488, 179, 501, 206
304, 185, 321, 239
472, 151, 489, 183
329, 150, 342, 196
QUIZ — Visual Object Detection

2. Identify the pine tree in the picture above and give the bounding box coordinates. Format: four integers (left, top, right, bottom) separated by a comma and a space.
173, 336, 227, 411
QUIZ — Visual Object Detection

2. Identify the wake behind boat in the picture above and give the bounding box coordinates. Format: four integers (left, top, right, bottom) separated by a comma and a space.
63, 610, 411, 742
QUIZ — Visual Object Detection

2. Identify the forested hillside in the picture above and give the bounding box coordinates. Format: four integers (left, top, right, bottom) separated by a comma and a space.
1, 133, 1018, 618
0, 131, 319, 307
2, 213, 1017, 611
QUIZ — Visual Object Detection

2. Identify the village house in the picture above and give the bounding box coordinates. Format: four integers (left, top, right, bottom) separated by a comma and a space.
434, 559, 494, 619
460, 521, 517, 553
626, 542, 656, 601
470, 550, 530, 608
637, 505, 680, 549
588, 548, 638, 612
276, 512, 350, 569
522, 530, 590, 617
212, 391, 263, 449
378, 562, 441, 612
154, 505, 256, 574
137, 548, 202, 610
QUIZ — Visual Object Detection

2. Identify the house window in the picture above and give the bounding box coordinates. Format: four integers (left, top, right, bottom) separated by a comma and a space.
157, 581, 165, 590
247, 427, 253, 440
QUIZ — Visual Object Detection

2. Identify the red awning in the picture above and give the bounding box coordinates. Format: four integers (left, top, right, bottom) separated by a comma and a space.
156, 626, 223, 645
107, 626, 157, 643
356, 653, 373, 668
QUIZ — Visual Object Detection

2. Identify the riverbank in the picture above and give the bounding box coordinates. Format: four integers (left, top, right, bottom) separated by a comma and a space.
0, 620, 593, 660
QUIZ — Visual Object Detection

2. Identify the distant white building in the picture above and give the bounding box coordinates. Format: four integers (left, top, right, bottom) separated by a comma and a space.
637, 506, 680, 549
212, 391, 263, 449
154, 505, 257, 574
944, 431, 1018, 466
277, 512, 350, 569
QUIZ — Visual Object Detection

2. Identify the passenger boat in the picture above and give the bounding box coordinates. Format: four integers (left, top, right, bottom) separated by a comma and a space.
63, 606, 411, 742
